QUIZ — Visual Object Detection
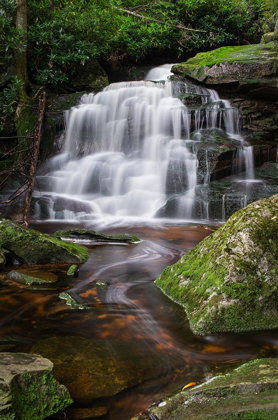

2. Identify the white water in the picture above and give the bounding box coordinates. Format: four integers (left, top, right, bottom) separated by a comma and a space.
34, 64, 255, 223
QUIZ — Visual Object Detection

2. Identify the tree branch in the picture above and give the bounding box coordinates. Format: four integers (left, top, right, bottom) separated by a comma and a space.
114, 6, 207, 33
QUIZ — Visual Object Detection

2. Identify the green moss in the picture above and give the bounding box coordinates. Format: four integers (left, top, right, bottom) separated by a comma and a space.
11, 370, 72, 420
174, 43, 278, 69
67, 265, 79, 276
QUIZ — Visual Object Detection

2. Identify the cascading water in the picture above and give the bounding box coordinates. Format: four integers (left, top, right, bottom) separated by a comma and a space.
34, 64, 256, 223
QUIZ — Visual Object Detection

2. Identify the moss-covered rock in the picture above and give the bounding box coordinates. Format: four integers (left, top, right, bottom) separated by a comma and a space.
67, 264, 79, 276
5, 269, 58, 285
172, 43, 278, 99
0, 219, 89, 265
145, 358, 278, 420
156, 194, 278, 335
0, 352, 72, 420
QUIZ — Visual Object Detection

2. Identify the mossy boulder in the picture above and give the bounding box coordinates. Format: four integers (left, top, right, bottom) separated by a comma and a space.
156, 194, 278, 335
172, 43, 278, 98
0, 352, 72, 420
144, 358, 278, 420
0, 219, 89, 265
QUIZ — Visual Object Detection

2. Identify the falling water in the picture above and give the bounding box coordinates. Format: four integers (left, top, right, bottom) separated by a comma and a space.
34, 64, 255, 223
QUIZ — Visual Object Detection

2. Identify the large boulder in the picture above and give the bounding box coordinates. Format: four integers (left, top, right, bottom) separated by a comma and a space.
156, 194, 278, 335
0, 219, 89, 266
139, 358, 278, 420
0, 352, 72, 420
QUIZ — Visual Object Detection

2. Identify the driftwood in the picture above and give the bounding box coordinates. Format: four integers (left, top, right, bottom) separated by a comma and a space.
23, 92, 46, 226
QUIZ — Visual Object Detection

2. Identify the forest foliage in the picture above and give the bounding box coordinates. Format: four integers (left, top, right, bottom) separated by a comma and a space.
0, 0, 277, 125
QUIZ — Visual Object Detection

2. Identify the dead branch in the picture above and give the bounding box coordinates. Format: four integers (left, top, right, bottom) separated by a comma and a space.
114, 6, 207, 33
23, 91, 46, 226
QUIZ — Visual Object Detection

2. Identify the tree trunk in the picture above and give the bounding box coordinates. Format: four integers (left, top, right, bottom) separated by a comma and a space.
23, 92, 46, 226
14, 0, 29, 96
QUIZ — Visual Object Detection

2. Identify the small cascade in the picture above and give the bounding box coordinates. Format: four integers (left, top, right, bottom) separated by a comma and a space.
34, 64, 257, 223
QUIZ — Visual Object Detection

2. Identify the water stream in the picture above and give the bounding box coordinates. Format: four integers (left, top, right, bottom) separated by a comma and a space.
2, 224, 278, 420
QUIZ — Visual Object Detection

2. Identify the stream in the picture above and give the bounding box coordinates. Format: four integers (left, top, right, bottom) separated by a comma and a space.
1, 222, 278, 419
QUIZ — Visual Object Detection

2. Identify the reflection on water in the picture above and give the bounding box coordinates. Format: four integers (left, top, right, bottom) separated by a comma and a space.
1, 224, 278, 419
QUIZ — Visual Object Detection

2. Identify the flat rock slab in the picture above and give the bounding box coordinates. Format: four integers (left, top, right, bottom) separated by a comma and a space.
142, 358, 278, 420
0, 352, 72, 420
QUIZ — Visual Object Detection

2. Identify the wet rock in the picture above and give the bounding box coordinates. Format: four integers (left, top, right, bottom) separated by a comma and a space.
67, 265, 79, 276
31, 336, 174, 404
0, 352, 72, 420
71, 60, 108, 92
0, 247, 5, 269
156, 194, 278, 334
6, 269, 58, 285
59, 292, 90, 310
146, 358, 278, 420
53, 229, 140, 244
0, 219, 89, 265
261, 32, 275, 44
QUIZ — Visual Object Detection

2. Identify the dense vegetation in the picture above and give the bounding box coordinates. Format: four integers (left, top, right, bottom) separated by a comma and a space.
0, 0, 277, 131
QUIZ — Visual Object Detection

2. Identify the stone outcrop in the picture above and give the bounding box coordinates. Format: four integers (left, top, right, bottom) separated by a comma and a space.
0, 218, 89, 267
133, 358, 278, 420
172, 42, 278, 147
172, 43, 278, 97
156, 194, 278, 335
0, 352, 72, 420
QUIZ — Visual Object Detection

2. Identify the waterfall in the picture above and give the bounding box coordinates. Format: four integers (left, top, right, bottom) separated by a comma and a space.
34, 64, 256, 223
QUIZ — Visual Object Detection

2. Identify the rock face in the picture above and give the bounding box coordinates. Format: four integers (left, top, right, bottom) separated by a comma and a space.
0, 219, 89, 266
143, 358, 278, 420
156, 194, 278, 335
0, 352, 72, 420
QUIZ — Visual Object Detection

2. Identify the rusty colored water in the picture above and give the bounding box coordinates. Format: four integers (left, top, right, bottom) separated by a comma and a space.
1, 223, 278, 420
